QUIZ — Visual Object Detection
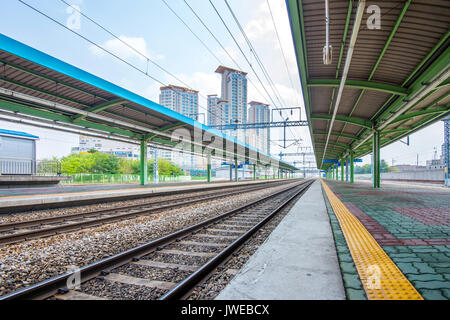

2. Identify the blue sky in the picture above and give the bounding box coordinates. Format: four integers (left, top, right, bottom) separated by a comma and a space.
0, 0, 446, 167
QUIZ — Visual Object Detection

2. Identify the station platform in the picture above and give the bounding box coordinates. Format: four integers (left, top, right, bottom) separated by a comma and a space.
322, 179, 450, 300
0, 179, 283, 214
217, 179, 346, 300
217, 179, 450, 300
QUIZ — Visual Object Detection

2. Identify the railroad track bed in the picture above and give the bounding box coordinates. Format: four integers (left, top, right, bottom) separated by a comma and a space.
0, 180, 305, 297
0, 180, 293, 246
188, 188, 305, 300
0, 180, 290, 225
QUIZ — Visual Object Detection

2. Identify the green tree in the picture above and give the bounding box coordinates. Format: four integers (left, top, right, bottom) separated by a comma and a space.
61, 151, 120, 174
90, 152, 120, 174
61, 153, 95, 174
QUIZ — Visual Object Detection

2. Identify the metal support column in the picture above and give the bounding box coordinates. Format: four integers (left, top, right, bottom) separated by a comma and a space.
345, 157, 349, 182
207, 154, 211, 183
253, 164, 256, 180
372, 130, 381, 188
234, 158, 238, 182
139, 140, 148, 185
229, 164, 233, 182
341, 159, 344, 182
153, 147, 159, 184
335, 164, 338, 180
350, 150, 354, 183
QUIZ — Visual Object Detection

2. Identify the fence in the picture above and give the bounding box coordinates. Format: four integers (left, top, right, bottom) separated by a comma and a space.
0, 159, 61, 175
0, 158, 34, 175
62, 173, 191, 185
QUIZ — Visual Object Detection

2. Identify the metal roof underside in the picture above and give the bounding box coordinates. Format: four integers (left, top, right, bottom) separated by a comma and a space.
0, 33, 296, 171
287, 0, 450, 169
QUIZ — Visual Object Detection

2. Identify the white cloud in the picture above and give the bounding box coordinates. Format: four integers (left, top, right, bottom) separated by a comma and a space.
89, 35, 163, 62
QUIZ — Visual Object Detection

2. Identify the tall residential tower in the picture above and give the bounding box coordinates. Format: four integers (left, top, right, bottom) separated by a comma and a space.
213, 66, 248, 143
159, 85, 199, 170
248, 101, 270, 154
159, 85, 199, 120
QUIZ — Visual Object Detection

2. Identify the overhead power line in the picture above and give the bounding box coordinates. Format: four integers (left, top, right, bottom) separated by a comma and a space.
214, 0, 295, 136
223, 0, 287, 110
265, 0, 299, 107
17, 0, 227, 126
181, 0, 271, 104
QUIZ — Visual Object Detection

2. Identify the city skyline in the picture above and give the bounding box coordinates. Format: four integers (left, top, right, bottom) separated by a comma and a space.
0, 0, 446, 168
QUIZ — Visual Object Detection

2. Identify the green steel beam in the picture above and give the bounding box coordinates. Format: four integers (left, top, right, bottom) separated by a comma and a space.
332, 0, 409, 152
311, 114, 372, 129
308, 79, 408, 96
350, 150, 354, 183
140, 140, 148, 185
0, 98, 142, 139
286, 0, 320, 165
372, 131, 380, 188
385, 91, 450, 129
351, 45, 450, 153
402, 30, 450, 86
72, 98, 127, 122
145, 122, 186, 141
376, 46, 450, 125
314, 140, 348, 149
0, 76, 90, 108
0, 57, 110, 100
313, 130, 358, 140
1, 75, 166, 128
390, 105, 450, 124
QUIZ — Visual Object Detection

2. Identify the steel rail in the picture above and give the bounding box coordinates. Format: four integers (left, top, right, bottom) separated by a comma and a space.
0, 180, 288, 232
0, 179, 312, 300
160, 179, 314, 300
0, 180, 295, 245
0, 179, 290, 215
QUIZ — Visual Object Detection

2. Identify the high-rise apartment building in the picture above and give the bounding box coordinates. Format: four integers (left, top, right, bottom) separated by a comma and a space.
212, 66, 248, 143
159, 85, 199, 170
248, 101, 270, 154
159, 85, 199, 120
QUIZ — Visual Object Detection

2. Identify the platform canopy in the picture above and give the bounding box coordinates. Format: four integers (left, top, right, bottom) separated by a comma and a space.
0, 33, 296, 171
287, 0, 450, 170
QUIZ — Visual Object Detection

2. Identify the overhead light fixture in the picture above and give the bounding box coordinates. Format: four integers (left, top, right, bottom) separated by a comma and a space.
323, 0, 332, 65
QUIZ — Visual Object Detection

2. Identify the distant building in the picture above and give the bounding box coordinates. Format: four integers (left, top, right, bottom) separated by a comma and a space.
73, 135, 140, 159
159, 85, 200, 170
0, 129, 38, 175
207, 94, 221, 126
248, 101, 270, 154
426, 158, 445, 170
159, 85, 199, 120
213, 66, 248, 143
391, 164, 426, 172
444, 116, 450, 186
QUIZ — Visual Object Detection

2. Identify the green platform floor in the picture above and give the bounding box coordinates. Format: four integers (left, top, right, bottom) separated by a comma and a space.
323, 179, 450, 300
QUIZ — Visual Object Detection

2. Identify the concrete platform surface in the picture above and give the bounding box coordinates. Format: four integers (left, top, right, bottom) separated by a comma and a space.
216, 179, 345, 300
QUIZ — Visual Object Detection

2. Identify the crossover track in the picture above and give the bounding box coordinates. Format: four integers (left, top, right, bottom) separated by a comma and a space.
0, 179, 314, 300
0, 180, 296, 246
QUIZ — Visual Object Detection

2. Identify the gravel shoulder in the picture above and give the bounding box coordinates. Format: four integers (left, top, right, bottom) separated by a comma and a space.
0, 182, 298, 297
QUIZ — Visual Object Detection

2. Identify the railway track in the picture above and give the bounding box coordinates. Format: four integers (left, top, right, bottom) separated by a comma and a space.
0, 179, 314, 300
0, 180, 295, 246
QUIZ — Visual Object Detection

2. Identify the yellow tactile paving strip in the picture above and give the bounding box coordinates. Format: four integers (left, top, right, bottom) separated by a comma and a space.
321, 180, 423, 300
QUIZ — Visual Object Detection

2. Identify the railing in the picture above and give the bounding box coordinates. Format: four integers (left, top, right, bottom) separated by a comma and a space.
36, 160, 61, 176
62, 174, 191, 185
0, 158, 36, 175
0, 159, 62, 176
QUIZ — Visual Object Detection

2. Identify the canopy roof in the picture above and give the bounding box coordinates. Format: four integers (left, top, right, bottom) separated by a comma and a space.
0, 33, 296, 171
287, 0, 449, 169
